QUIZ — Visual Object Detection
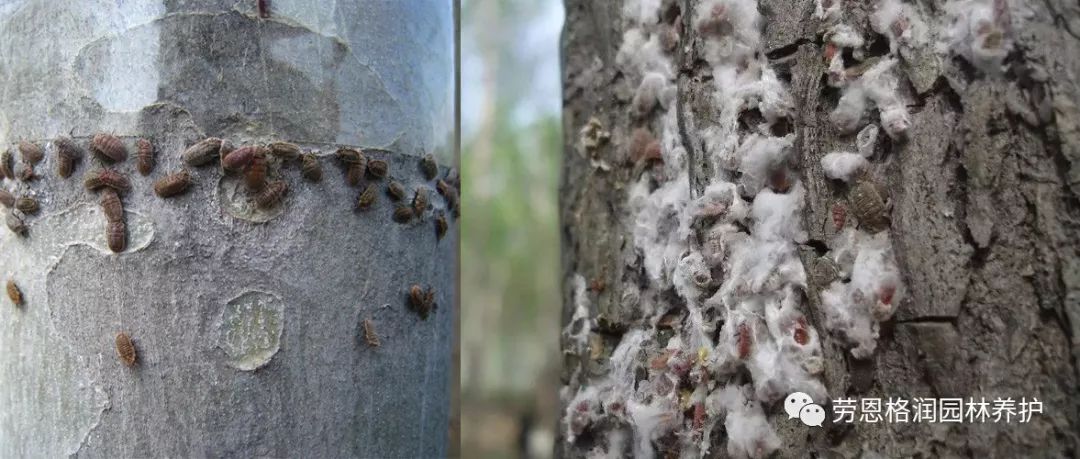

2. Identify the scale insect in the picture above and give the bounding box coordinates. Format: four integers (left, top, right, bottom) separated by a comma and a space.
420, 154, 438, 180
356, 184, 378, 210
106, 221, 126, 252
361, 318, 381, 347
14, 196, 39, 214
84, 169, 131, 193
300, 153, 322, 182
115, 332, 137, 367
136, 138, 154, 175
153, 170, 192, 198
182, 138, 223, 166
366, 159, 388, 179
254, 180, 288, 209
6, 279, 23, 306
55, 136, 82, 178
91, 133, 127, 163
100, 189, 124, 222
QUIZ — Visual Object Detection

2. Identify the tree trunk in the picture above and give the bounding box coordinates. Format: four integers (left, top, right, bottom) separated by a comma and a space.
0, 1, 456, 457
559, 0, 1079, 457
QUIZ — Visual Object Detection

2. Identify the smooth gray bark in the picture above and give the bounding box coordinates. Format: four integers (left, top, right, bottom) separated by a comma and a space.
560, 0, 1079, 457
0, 1, 455, 457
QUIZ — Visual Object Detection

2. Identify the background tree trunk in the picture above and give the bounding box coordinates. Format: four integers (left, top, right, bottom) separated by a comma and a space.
560, 0, 1079, 457
0, 1, 455, 456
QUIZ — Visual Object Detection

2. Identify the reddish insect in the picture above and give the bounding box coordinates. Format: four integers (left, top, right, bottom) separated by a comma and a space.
91, 134, 127, 163
831, 202, 846, 230
793, 317, 810, 346
222, 146, 259, 172
153, 170, 192, 198
136, 138, 154, 175
84, 169, 131, 193
106, 221, 126, 252
878, 284, 896, 305
100, 189, 124, 222
254, 180, 288, 209
737, 323, 752, 359
115, 332, 137, 367
258, 0, 269, 18
245, 150, 267, 191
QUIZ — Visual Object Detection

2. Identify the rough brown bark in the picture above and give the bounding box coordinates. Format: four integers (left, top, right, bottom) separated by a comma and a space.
559, 0, 1080, 457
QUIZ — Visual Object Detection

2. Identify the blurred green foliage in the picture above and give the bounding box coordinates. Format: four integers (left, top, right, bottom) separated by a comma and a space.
461, 0, 562, 396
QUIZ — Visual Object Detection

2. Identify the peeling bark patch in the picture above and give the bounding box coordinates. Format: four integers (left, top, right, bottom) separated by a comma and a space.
40, 202, 154, 255
218, 291, 283, 371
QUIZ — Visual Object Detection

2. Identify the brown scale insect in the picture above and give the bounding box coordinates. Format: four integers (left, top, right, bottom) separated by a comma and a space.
335, 147, 366, 165
17, 162, 36, 182
91, 133, 127, 163
254, 180, 288, 209
386, 181, 406, 201
849, 178, 888, 233
153, 170, 192, 198
420, 153, 438, 180
300, 153, 322, 181
361, 318, 381, 347
55, 136, 82, 178
84, 169, 131, 193
736, 323, 752, 359
14, 196, 38, 215
100, 189, 123, 222
436, 179, 460, 215
435, 212, 448, 240
7, 279, 23, 306
392, 205, 414, 223
0, 189, 14, 207
407, 284, 436, 319
0, 149, 14, 179
356, 184, 378, 210
18, 141, 43, 165
412, 186, 428, 216
268, 141, 301, 161
245, 150, 268, 191
182, 137, 222, 166
222, 146, 258, 172
366, 159, 388, 179
346, 164, 365, 187
115, 332, 137, 367
136, 138, 154, 176
106, 221, 126, 253
5, 211, 27, 236
258, 0, 270, 18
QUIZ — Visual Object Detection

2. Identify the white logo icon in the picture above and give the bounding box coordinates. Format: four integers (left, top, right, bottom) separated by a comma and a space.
784, 392, 813, 419
799, 403, 826, 427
